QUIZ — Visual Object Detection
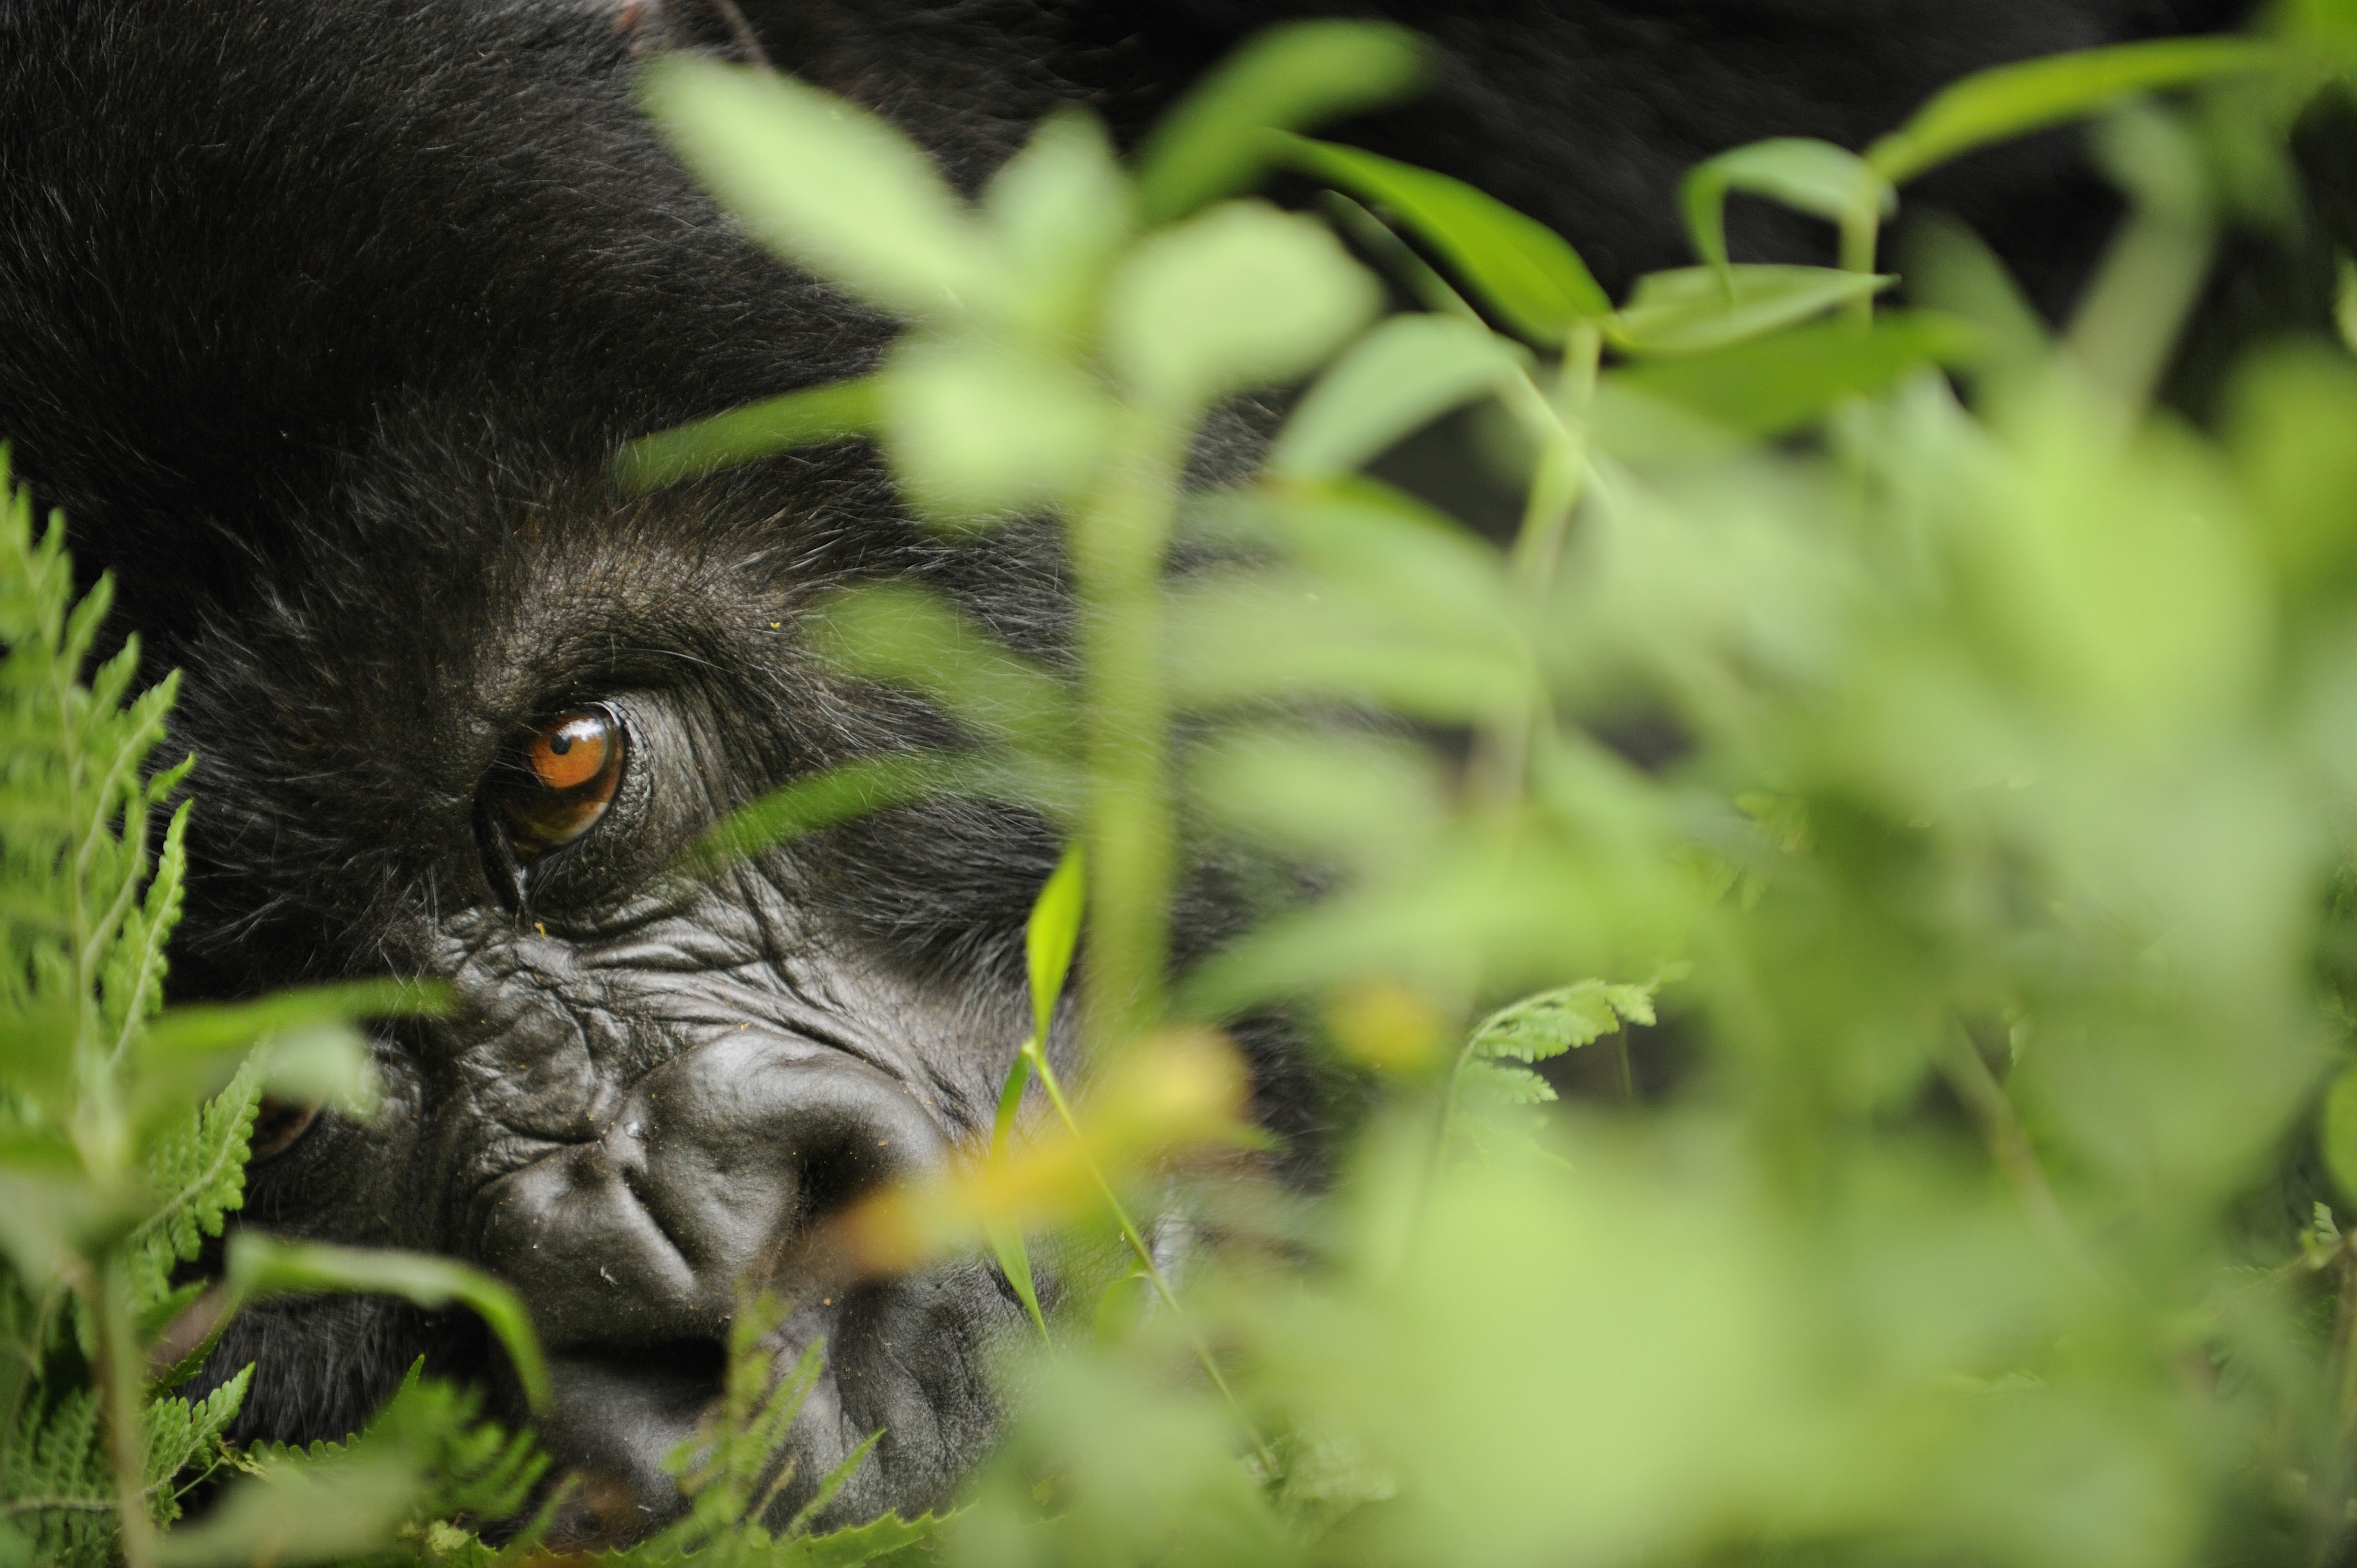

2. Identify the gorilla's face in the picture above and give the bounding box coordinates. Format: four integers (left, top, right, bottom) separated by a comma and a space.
178, 439, 1063, 1538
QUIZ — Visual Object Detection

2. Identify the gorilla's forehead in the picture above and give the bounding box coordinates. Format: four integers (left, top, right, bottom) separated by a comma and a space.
171, 454, 856, 900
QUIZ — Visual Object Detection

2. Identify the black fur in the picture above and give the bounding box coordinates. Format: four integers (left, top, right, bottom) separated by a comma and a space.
0, 0, 2273, 1540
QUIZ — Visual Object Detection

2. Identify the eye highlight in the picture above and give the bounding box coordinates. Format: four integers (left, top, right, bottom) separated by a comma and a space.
501, 704, 626, 858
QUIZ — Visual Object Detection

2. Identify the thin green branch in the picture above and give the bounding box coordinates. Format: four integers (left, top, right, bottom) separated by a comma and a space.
1021, 1038, 1272, 1468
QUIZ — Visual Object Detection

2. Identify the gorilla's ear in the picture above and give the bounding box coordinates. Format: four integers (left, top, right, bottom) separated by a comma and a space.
618, 0, 771, 66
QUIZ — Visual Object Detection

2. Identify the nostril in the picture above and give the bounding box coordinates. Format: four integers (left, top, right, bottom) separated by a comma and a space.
788, 1112, 920, 1226
627, 1338, 728, 1388
629, 1035, 950, 1270
480, 1033, 951, 1356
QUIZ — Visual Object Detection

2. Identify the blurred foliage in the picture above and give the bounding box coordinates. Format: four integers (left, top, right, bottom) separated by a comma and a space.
631, 8, 2357, 1567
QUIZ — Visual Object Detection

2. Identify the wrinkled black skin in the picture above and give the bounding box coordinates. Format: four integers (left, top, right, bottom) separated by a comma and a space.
0, 0, 2273, 1539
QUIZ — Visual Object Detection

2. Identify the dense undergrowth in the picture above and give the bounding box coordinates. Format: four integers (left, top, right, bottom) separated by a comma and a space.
17, 4, 2357, 1564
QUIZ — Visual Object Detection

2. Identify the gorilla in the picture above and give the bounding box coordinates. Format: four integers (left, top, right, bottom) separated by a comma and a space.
0, 0, 2266, 1542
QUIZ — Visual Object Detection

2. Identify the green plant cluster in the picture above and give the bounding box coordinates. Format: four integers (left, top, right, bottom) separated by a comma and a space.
625, 4, 2357, 1565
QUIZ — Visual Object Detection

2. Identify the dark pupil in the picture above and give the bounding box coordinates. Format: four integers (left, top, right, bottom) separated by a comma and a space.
549, 734, 574, 755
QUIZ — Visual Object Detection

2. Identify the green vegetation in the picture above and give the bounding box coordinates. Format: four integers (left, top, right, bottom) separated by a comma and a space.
21, 7, 2357, 1564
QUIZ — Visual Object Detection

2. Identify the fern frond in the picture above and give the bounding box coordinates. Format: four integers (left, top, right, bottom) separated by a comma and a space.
1466, 979, 1657, 1065
127, 1058, 264, 1311
101, 799, 190, 1064
2, 1381, 112, 1567
142, 1365, 250, 1525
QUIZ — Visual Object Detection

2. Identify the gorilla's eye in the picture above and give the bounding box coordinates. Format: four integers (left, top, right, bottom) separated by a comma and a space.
501, 705, 626, 858
249, 1097, 318, 1162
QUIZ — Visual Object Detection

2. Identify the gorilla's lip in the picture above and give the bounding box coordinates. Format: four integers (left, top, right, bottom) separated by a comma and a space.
535, 1341, 730, 1546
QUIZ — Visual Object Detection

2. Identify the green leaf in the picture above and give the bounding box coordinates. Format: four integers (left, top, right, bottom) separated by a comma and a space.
1188, 725, 1448, 877
132, 982, 428, 1134
985, 1213, 1049, 1348
883, 333, 1112, 521
139, 1366, 249, 1523
985, 111, 1136, 336
2323, 1059, 2357, 1209
0, 1172, 118, 1289
1609, 264, 1892, 357
1167, 572, 1530, 721
1457, 1058, 1559, 1108
2227, 343, 2357, 610
127, 1059, 264, 1313
1680, 138, 1894, 278
1468, 980, 1658, 1065
1897, 212, 2053, 376
140, 979, 439, 1062
1104, 200, 1379, 414
1136, 21, 1425, 225
155, 1451, 421, 1566
157, 1367, 542, 1568
1865, 37, 2279, 185
650, 1311, 823, 1551
1273, 132, 1610, 347
614, 378, 881, 491
1268, 313, 1530, 481
642, 57, 995, 317
1027, 844, 1087, 1051
1203, 480, 1523, 658
677, 750, 1074, 876
979, 845, 1087, 1349
812, 585, 1073, 757
223, 1235, 549, 1411
1608, 312, 1982, 436
788, 1510, 951, 1567
251, 1027, 379, 1121
0, 1005, 75, 1110
100, 798, 190, 1059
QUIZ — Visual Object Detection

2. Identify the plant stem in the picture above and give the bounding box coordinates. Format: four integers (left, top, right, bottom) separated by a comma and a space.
2062, 207, 2215, 418
2324, 1242, 2357, 1559
1436, 332, 1605, 1194
1936, 1022, 2107, 1292
1840, 210, 1880, 325
80, 1257, 156, 1568
1069, 402, 1186, 1056
1022, 1039, 1270, 1465
1317, 193, 1485, 326
1470, 330, 1597, 815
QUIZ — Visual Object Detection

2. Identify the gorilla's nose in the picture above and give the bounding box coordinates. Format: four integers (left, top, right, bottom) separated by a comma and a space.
479, 1030, 948, 1352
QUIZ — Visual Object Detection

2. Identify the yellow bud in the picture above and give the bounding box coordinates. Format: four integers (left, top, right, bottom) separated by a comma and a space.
1326, 980, 1448, 1074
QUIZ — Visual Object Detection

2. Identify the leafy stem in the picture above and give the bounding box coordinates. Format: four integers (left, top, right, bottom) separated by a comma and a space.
1018, 1033, 1272, 1468
1071, 403, 1187, 1055
83, 1257, 156, 1568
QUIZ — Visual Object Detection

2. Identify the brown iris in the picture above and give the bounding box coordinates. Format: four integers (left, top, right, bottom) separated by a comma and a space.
502, 705, 625, 857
